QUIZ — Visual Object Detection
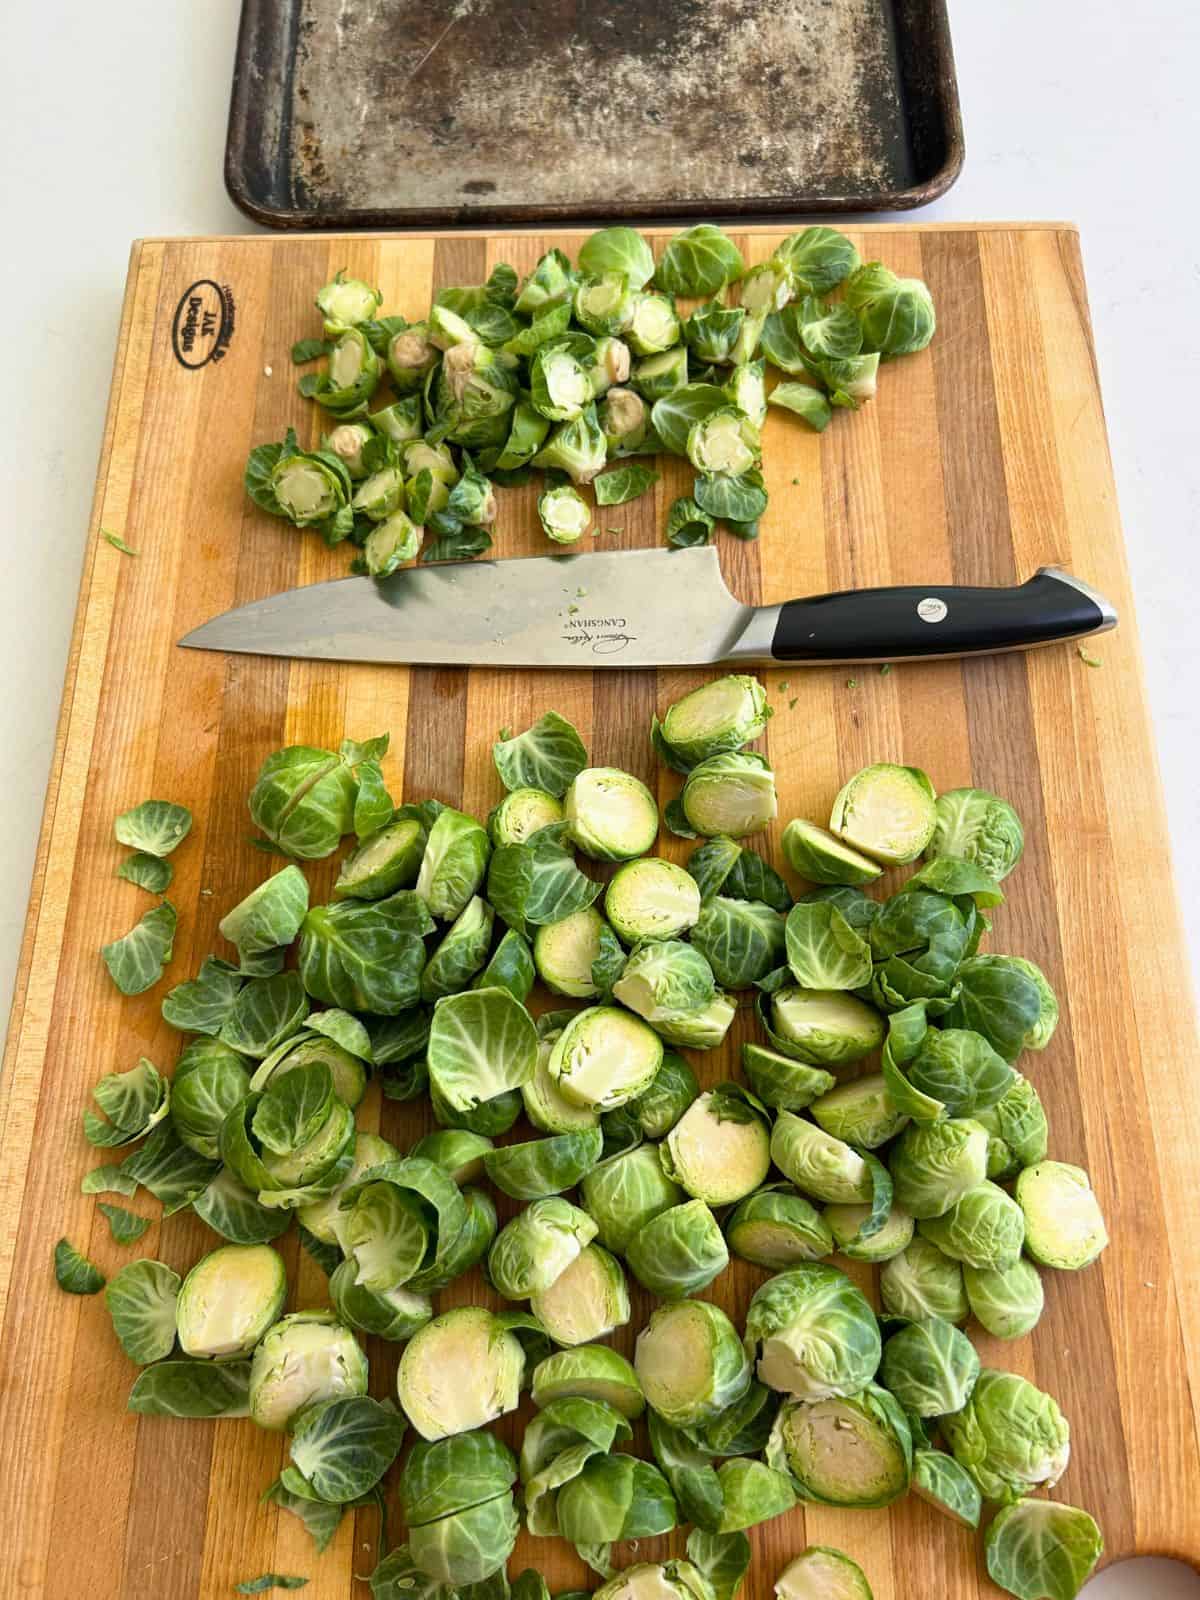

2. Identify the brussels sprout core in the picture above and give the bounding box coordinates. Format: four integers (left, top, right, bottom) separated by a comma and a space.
248, 1310, 368, 1430
176, 1243, 286, 1359
775, 1547, 874, 1600
829, 763, 936, 865
565, 768, 659, 861
549, 1005, 663, 1109
325, 422, 373, 478
602, 385, 647, 449
605, 858, 701, 944
396, 1305, 524, 1440
592, 337, 633, 393
1016, 1161, 1108, 1270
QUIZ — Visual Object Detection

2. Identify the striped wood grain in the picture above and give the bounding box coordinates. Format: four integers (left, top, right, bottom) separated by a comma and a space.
0, 224, 1196, 1600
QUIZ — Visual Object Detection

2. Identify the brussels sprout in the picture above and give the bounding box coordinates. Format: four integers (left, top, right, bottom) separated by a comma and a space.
633, 346, 692, 402
911, 1449, 982, 1528
171, 1043, 252, 1159
312, 326, 383, 415
404, 438, 460, 484
879, 1316, 979, 1418
219, 865, 309, 958
523, 1033, 600, 1134
516, 249, 577, 315
445, 459, 498, 527
579, 227, 656, 289
686, 408, 760, 478
564, 768, 659, 861
369, 396, 424, 443
684, 301, 746, 366
537, 483, 592, 544
340, 1156, 467, 1293
427, 986, 537, 1113
409, 1128, 493, 1184
532, 907, 616, 999
744, 1264, 880, 1399
296, 1129, 396, 1246
600, 385, 648, 454
784, 901, 872, 991
762, 984, 884, 1066
334, 811, 426, 900
680, 751, 777, 839
845, 264, 936, 357
686, 897, 784, 992
362, 509, 422, 575
662, 1085, 771, 1205
532, 406, 609, 484
521, 1393, 634, 1536
942, 1368, 1070, 1503
531, 345, 594, 421
434, 1185, 499, 1285
963, 1257, 1045, 1341
415, 806, 491, 919
741, 1042, 835, 1111
655, 224, 745, 298
780, 818, 882, 886
250, 740, 381, 860
574, 272, 637, 336
774, 227, 860, 294
604, 1051, 699, 1142
828, 763, 936, 865
919, 1180, 1026, 1270
483, 1125, 603, 1200
880, 1235, 968, 1324
604, 859, 701, 946
580, 1143, 684, 1254
767, 1384, 912, 1507
316, 271, 382, 335
557, 1452, 677, 1555
774, 1547, 873, 1600
430, 1081, 522, 1136
247, 1310, 368, 1431
740, 259, 795, 314
488, 1198, 597, 1299
328, 1259, 432, 1342
925, 787, 1024, 879
726, 1186, 834, 1269
549, 1005, 663, 1110
397, 1306, 527, 1440
384, 324, 439, 392
252, 1028, 368, 1109
809, 1075, 905, 1149
825, 1203, 913, 1263
770, 1112, 873, 1205
889, 1118, 990, 1219
985, 1498, 1104, 1600
399, 1429, 519, 1582
351, 464, 406, 523
946, 954, 1057, 1061
594, 1564, 713, 1600
421, 895, 494, 1001
902, 1027, 1016, 1118
635, 1300, 751, 1428
654, 990, 737, 1052
972, 1075, 1049, 1180
589, 336, 633, 397
627, 291, 682, 357
104, 1259, 179, 1364
530, 1244, 630, 1347
626, 1198, 729, 1298
1015, 1161, 1107, 1270
612, 940, 715, 1025
532, 1344, 645, 1420
490, 788, 564, 846
175, 1243, 286, 1359
283, 1393, 406, 1507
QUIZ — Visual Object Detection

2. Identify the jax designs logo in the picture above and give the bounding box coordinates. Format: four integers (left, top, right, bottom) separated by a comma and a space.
171, 280, 236, 369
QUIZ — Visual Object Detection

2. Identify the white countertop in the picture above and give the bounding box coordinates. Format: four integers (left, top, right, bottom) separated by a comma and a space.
2, 4, 1197, 1590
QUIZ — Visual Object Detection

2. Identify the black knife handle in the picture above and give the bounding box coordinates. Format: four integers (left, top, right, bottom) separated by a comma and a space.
769, 569, 1116, 663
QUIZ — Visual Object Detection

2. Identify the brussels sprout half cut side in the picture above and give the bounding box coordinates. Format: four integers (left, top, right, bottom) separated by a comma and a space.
530, 1244, 630, 1346
248, 1310, 368, 1430
605, 858, 702, 945
1015, 1161, 1108, 1271
491, 787, 564, 846
564, 768, 659, 862
662, 1088, 772, 1206
774, 1547, 875, 1600
548, 1005, 664, 1111
334, 814, 426, 900
765, 987, 884, 1067
396, 1306, 526, 1440
829, 763, 936, 866
659, 676, 771, 768
767, 1386, 913, 1508
176, 1243, 287, 1360
635, 1299, 752, 1428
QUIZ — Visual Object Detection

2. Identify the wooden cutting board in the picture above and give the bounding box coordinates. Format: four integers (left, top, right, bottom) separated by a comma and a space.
1, 224, 1197, 1600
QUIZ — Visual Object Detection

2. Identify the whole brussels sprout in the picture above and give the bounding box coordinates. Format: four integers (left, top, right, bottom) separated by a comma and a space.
926, 787, 1024, 880
626, 1199, 729, 1298
941, 1368, 1070, 1503
963, 1257, 1045, 1341
880, 1236, 968, 1325
918, 1181, 1026, 1271
889, 1118, 990, 1219
878, 1316, 980, 1418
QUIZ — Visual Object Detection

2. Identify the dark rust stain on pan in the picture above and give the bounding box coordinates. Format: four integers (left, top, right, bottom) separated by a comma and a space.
225, 0, 963, 228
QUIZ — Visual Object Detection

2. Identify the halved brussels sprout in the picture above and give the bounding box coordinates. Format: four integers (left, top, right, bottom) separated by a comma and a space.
1015, 1161, 1107, 1270
170, 1042, 251, 1160
297, 1128, 397, 1246
601, 385, 648, 452
744, 1264, 880, 1399
681, 751, 777, 838
764, 986, 884, 1066
538, 484, 592, 544
363, 510, 422, 575
421, 895, 495, 1001
633, 347, 691, 402
889, 1118, 990, 1219
654, 990, 737, 1052
767, 1385, 912, 1507
912, 1449, 982, 1528
523, 1032, 600, 1134
612, 940, 714, 1025
483, 1125, 603, 1200
604, 1050, 699, 1142
741, 1043, 835, 1111
984, 1497, 1103, 1600
251, 1031, 368, 1110
605, 859, 702, 945
531, 1344, 645, 1419
770, 1112, 873, 1205
726, 1186, 834, 1268
410, 1128, 494, 1184
880, 1236, 968, 1324
530, 1244, 630, 1347
926, 787, 1024, 880
626, 1198, 729, 1298
658, 676, 771, 770
328, 1258, 433, 1342
635, 1299, 751, 1427
219, 864, 310, 955
662, 1086, 771, 1205
531, 346, 594, 421
781, 818, 883, 886
810, 1074, 906, 1149
487, 1198, 597, 1299
941, 1368, 1070, 1503
352, 464, 406, 522
548, 1005, 664, 1110
919, 1181, 1026, 1270
248, 1310, 368, 1430
963, 1257, 1045, 1341
580, 1143, 684, 1255
396, 1305, 526, 1440
829, 763, 937, 865
824, 1203, 913, 1263
573, 270, 637, 336
534, 906, 614, 999
334, 813, 426, 900
687, 408, 760, 477
404, 438, 459, 484
596, 1565, 714, 1600
401, 1430, 519, 1585
564, 768, 659, 862
490, 787, 564, 846
176, 1243, 287, 1359
774, 1547, 874, 1600
341, 1156, 467, 1294
416, 807, 491, 920
369, 396, 423, 443
879, 1316, 980, 1418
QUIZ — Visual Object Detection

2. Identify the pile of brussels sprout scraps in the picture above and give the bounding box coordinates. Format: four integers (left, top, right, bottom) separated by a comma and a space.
243, 223, 936, 569
59, 675, 1107, 1600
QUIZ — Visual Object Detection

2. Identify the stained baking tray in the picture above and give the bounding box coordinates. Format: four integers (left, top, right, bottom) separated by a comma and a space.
225, 0, 963, 229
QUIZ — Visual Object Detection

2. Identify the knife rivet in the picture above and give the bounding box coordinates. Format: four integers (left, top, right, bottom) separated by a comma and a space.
917, 597, 948, 624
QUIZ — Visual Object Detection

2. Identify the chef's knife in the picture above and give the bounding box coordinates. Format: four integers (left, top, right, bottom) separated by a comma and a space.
178, 547, 1116, 669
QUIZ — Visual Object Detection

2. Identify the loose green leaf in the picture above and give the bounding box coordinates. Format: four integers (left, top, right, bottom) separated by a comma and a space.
768, 382, 832, 431
117, 853, 173, 893
693, 471, 768, 524
105, 1258, 180, 1364
162, 955, 244, 1035
236, 1579, 309, 1595
101, 901, 177, 995
121, 1122, 220, 1213
98, 1202, 151, 1245
219, 971, 310, 1058
354, 760, 394, 839
54, 1237, 105, 1294
102, 529, 139, 556
292, 338, 330, 363
493, 712, 588, 799
593, 464, 660, 506
128, 1357, 251, 1417
114, 801, 193, 857
263, 1479, 346, 1554
686, 1529, 752, 1600
82, 1164, 139, 1197
83, 1057, 170, 1147
655, 225, 745, 297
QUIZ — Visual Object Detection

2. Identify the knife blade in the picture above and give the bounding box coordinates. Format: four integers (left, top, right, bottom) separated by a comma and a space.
177, 547, 1116, 669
